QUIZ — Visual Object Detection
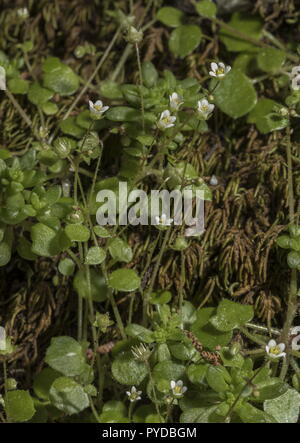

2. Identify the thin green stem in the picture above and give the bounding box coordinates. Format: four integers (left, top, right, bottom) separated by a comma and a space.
280, 127, 298, 379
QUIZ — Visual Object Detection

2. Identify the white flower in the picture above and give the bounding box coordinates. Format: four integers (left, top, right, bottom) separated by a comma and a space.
291, 75, 300, 91
126, 386, 142, 402
265, 339, 286, 359
290, 326, 300, 351
89, 100, 109, 116
197, 99, 215, 120
17, 8, 29, 19
155, 213, 173, 226
157, 110, 176, 130
209, 62, 231, 78
169, 92, 184, 111
170, 380, 187, 398
209, 175, 218, 186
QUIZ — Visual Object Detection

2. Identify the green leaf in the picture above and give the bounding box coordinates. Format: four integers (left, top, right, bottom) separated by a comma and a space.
49, 377, 89, 415
5, 390, 35, 422
187, 363, 208, 385
247, 98, 288, 134
31, 223, 58, 257
257, 48, 285, 73
125, 324, 154, 343
102, 400, 127, 416
59, 117, 85, 138
45, 336, 86, 377
108, 268, 141, 292
141, 61, 159, 88
169, 25, 202, 58
43, 61, 80, 96
276, 235, 291, 249
153, 360, 185, 383
287, 250, 300, 270
195, 1, 217, 18
17, 237, 37, 261
168, 342, 196, 361
106, 106, 141, 122
220, 12, 263, 52
73, 269, 108, 302
8, 77, 29, 94
237, 402, 275, 423
98, 410, 130, 423
180, 406, 218, 423
108, 237, 133, 263
33, 368, 61, 400
206, 366, 230, 392
220, 347, 244, 368
191, 308, 232, 350
85, 246, 106, 265
156, 7, 184, 27
150, 290, 172, 305
58, 258, 75, 276
112, 351, 148, 385
210, 299, 253, 332
0, 228, 13, 266
264, 389, 300, 423
214, 69, 257, 118
93, 226, 112, 238
99, 80, 123, 100
65, 223, 90, 242
28, 82, 54, 106
42, 101, 58, 115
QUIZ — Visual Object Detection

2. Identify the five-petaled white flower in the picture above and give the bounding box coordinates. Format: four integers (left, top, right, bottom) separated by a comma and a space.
197, 99, 215, 120
209, 62, 231, 78
157, 110, 176, 130
170, 380, 187, 398
126, 386, 142, 402
89, 100, 109, 117
169, 92, 184, 112
265, 339, 286, 359
290, 326, 300, 351
155, 214, 173, 226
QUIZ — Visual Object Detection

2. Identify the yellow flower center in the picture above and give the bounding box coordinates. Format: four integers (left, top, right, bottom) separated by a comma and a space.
270, 346, 280, 355
216, 67, 225, 75
94, 105, 102, 111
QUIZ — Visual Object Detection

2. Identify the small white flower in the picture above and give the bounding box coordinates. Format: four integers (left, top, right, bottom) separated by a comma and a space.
89, 100, 109, 116
169, 92, 184, 111
290, 326, 300, 351
291, 75, 300, 91
155, 213, 173, 226
170, 380, 187, 398
157, 110, 176, 130
209, 62, 231, 78
197, 99, 215, 120
209, 175, 218, 186
17, 8, 29, 19
265, 339, 286, 359
126, 386, 142, 402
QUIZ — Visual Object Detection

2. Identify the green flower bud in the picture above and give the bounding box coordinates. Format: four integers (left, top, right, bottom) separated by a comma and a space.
6, 378, 17, 390
53, 137, 75, 159
126, 26, 143, 44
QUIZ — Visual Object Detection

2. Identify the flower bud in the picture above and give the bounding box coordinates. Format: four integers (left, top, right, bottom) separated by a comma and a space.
126, 26, 143, 44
